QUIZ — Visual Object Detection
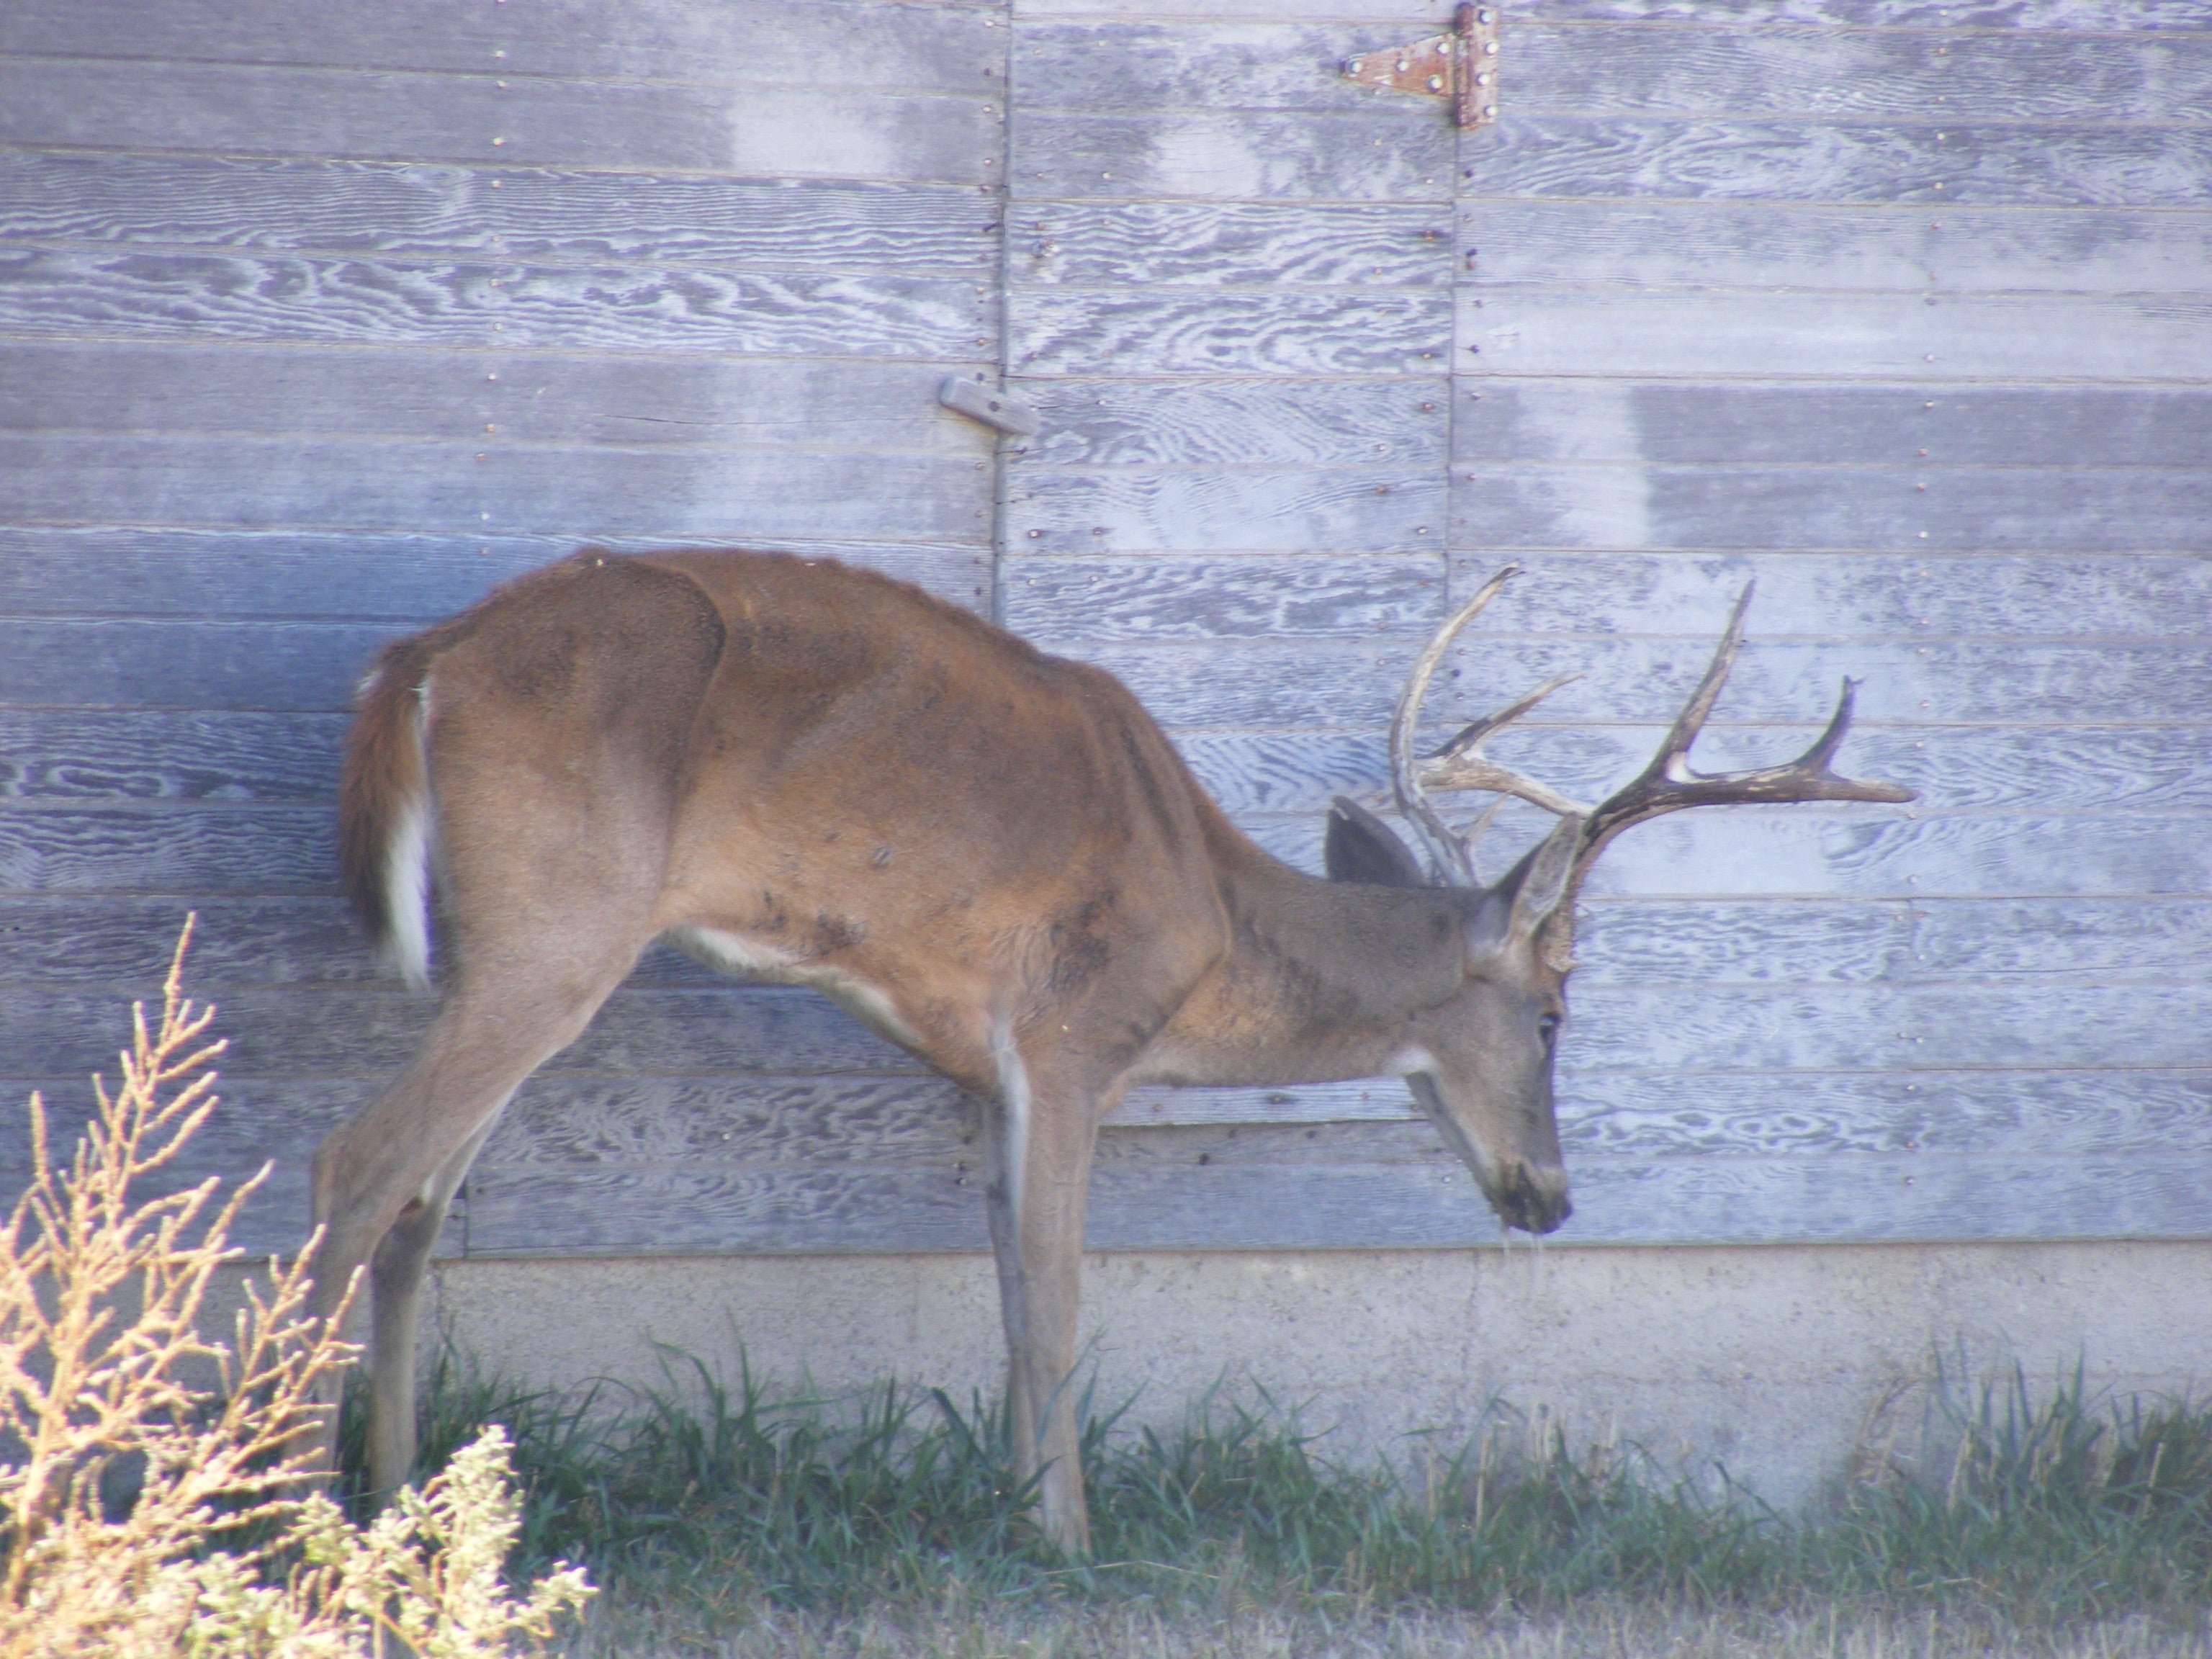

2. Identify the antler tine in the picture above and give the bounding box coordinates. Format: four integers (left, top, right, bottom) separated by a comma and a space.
1390, 565, 1522, 884
1416, 671, 1593, 820
1579, 602, 1917, 866
1648, 580, 1756, 786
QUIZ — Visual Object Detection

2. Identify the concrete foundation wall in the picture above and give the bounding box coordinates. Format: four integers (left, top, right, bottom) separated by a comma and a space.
403, 1241, 2212, 1506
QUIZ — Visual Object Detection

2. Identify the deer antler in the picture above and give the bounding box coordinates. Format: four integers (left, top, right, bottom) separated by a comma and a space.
1393, 567, 1591, 884
1393, 570, 1916, 907
1574, 580, 1916, 874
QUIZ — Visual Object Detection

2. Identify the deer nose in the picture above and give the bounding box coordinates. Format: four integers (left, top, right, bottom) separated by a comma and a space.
1491, 1161, 1572, 1235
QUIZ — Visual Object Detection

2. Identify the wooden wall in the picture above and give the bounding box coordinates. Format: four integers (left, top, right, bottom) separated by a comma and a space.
1, 0, 2206, 1260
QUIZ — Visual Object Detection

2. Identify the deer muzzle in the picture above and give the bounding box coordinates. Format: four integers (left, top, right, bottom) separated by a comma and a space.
1483, 1159, 1573, 1236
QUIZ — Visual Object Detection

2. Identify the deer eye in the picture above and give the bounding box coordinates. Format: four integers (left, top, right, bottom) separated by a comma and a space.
1537, 1013, 1561, 1048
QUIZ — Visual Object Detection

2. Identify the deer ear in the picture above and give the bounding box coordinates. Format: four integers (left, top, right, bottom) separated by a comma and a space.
1325, 796, 1429, 889
1507, 814, 1584, 943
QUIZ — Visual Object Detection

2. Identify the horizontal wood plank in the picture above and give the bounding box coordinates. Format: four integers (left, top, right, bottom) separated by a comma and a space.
1463, 117, 2212, 208
1174, 721, 2212, 818
1082, 635, 2212, 728
1453, 464, 2212, 552
1017, 552, 2212, 642
457, 1151, 2212, 1254
0, 436, 988, 543
1002, 472, 1449, 554
0, 59, 998, 183
1, 968, 2200, 1082
1455, 384, 2212, 468
1, 712, 346, 801
0, 250, 990, 360
1013, 19, 2212, 122
0, 896, 374, 986
0, 0, 1000, 94
4, 342, 994, 459
0, 983, 918, 1081
1004, 556, 1444, 638
12, 894, 2206, 995
1011, 200, 1451, 288
1506, 24, 2212, 124
1012, 289, 1449, 376
1015, 379, 1451, 468
1460, 289, 2212, 382
0, 531, 989, 621
0, 153, 998, 271
1236, 806, 2212, 901
1460, 201, 2212, 296
1015, 110, 1454, 201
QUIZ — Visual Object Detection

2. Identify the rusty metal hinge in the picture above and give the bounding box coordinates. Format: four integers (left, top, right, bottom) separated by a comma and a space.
1341, 3, 1501, 128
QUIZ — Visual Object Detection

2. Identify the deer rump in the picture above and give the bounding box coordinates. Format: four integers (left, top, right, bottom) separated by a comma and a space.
319, 545, 1910, 1554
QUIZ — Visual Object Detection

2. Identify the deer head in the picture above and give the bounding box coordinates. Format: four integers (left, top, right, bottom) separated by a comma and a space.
1324, 567, 1915, 1234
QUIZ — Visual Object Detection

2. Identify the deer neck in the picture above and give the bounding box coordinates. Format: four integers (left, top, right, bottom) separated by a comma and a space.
1143, 840, 1473, 1089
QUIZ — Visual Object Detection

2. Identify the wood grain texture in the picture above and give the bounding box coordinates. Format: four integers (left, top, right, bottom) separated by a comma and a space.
1010, 18, 2212, 122
1235, 807, 2212, 901
0, 896, 374, 986
1014, 110, 1453, 201
0, 250, 990, 360
1079, 634, 2212, 728
4, 342, 993, 460
0, 153, 998, 271
1449, 551, 2212, 634
0, 0, 1001, 94
1460, 289, 2212, 382
1452, 463, 2212, 552
1015, 21, 1458, 112
0, 436, 987, 543
6, 891, 2204, 997
0, 712, 345, 801
0, 621, 392, 711
1013, 289, 1449, 376
1505, 24, 2212, 123
0, 59, 997, 183
1002, 471, 1449, 553
0, 531, 989, 620
1010, 201, 1451, 288
0, 806, 340, 894
1174, 723, 2212, 819
456, 1150, 2212, 1255
1460, 201, 2212, 296
0, 984, 917, 1081
1462, 117, 2212, 207
1002, 556, 1444, 639
1014, 379, 1450, 468
1454, 384, 2212, 468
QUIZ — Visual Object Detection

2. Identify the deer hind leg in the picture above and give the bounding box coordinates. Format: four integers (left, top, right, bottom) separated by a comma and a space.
981, 1033, 1105, 1556
307, 940, 644, 1493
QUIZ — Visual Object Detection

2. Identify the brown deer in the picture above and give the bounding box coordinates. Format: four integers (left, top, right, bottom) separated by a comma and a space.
315, 549, 1910, 1551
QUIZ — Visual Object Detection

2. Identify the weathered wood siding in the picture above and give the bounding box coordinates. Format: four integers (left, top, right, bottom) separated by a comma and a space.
0, 0, 1008, 1255
2, 0, 2206, 1258
1003, 0, 2212, 1248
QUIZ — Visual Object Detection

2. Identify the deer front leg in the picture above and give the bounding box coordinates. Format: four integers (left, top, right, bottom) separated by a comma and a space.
981, 1045, 1100, 1555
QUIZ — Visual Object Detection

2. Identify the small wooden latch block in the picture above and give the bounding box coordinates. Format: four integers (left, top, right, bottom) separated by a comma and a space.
939, 374, 1040, 437
1341, 3, 1501, 128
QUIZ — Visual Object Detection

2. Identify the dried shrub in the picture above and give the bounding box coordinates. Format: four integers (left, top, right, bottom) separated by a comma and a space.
0, 921, 593, 1657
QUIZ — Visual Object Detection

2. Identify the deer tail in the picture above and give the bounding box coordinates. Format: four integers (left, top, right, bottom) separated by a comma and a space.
338, 638, 439, 989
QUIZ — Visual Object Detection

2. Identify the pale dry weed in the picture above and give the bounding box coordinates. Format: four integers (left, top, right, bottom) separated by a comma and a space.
0, 922, 593, 1657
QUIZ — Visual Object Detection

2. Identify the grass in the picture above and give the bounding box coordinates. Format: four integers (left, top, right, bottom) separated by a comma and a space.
338, 1344, 2212, 1653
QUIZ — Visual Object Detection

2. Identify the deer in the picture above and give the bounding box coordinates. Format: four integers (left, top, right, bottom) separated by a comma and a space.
312, 547, 1912, 1552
